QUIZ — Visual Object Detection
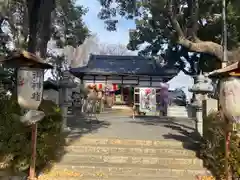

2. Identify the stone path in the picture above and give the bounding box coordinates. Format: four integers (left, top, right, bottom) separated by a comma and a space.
67, 109, 198, 142
39, 109, 210, 180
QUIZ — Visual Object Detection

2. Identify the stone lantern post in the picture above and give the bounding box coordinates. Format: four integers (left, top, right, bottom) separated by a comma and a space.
189, 73, 213, 136
59, 71, 77, 131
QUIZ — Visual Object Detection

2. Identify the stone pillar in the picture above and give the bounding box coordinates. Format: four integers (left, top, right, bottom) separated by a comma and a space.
60, 71, 77, 132
196, 106, 203, 136
189, 73, 213, 136
61, 87, 68, 130
191, 97, 204, 136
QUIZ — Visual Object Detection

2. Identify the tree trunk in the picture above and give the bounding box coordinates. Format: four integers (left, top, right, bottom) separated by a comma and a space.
178, 37, 223, 60
177, 37, 240, 64
38, 0, 56, 58
27, 0, 42, 53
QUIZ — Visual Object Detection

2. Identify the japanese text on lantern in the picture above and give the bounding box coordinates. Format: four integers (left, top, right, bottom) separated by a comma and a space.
30, 71, 43, 101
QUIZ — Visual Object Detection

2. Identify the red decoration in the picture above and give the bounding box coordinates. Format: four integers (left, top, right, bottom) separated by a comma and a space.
113, 84, 118, 91
18, 77, 24, 86
145, 88, 151, 94
99, 84, 102, 89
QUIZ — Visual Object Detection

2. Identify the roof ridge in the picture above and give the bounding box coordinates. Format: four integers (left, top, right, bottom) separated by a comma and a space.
91, 54, 148, 60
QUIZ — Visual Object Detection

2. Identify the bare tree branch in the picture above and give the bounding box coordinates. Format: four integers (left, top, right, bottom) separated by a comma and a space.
98, 43, 134, 55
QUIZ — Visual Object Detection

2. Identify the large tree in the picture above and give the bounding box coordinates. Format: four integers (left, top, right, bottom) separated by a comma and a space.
0, 0, 89, 92
0, 0, 89, 56
98, 0, 240, 74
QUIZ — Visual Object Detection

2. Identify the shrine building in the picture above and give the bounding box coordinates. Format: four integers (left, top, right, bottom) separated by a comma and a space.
69, 54, 178, 107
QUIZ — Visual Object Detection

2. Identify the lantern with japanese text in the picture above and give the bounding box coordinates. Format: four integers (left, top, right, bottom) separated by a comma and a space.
17, 68, 44, 110
219, 77, 240, 123
1, 51, 52, 110
209, 61, 240, 124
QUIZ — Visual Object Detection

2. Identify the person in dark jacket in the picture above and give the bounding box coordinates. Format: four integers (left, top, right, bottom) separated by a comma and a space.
159, 83, 169, 116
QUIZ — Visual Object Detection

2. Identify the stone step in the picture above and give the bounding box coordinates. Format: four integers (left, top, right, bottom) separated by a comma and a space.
168, 107, 188, 111
167, 113, 188, 118
168, 106, 188, 110
65, 137, 199, 150
58, 154, 203, 169
167, 109, 188, 112
167, 107, 189, 117
64, 144, 197, 158
49, 164, 210, 179
38, 174, 201, 180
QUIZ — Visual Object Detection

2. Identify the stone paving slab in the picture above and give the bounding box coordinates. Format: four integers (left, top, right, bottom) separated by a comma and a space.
59, 154, 203, 169
67, 110, 199, 142
64, 144, 197, 157
50, 164, 209, 179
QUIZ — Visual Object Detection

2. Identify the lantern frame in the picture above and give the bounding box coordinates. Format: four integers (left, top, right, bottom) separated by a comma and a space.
0, 50, 53, 109
208, 61, 240, 78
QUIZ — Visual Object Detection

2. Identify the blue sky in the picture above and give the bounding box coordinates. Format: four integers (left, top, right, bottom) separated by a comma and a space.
76, 0, 193, 99
76, 0, 136, 44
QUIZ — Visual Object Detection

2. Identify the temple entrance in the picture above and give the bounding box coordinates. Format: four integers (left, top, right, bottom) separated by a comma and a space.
69, 54, 178, 115
114, 85, 134, 106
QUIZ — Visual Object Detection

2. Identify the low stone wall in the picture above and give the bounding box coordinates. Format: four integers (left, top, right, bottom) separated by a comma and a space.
202, 98, 218, 119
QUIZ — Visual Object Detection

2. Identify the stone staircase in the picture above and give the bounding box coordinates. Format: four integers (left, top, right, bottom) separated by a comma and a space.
39, 137, 210, 180
167, 106, 189, 118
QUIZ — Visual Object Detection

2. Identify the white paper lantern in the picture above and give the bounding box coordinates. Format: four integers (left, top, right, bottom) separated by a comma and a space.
17, 68, 44, 110
219, 77, 240, 123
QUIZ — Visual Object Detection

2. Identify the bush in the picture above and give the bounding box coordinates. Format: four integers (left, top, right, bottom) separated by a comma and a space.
0, 94, 64, 174
200, 111, 240, 179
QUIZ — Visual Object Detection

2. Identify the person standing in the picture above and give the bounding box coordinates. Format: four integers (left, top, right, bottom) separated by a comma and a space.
159, 83, 169, 116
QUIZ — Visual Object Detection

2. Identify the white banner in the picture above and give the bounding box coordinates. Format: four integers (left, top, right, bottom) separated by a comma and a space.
139, 88, 156, 113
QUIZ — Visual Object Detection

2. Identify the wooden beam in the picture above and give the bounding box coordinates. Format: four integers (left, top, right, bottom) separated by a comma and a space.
229, 72, 240, 76
105, 76, 108, 84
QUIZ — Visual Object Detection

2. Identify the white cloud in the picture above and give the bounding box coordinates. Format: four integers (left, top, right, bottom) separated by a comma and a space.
168, 71, 193, 100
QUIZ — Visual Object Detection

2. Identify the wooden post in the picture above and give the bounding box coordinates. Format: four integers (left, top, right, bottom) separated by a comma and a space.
28, 123, 38, 180
222, 0, 229, 177
225, 119, 231, 179
121, 76, 123, 103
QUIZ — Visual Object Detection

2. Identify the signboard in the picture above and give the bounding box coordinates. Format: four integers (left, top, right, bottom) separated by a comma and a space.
139, 88, 156, 113
17, 68, 44, 110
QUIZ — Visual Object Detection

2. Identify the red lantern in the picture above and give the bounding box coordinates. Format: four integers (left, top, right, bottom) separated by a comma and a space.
113, 84, 118, 91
